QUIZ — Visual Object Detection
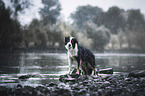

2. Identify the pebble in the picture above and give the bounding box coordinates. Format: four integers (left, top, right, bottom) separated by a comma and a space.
1, 70, 145, 96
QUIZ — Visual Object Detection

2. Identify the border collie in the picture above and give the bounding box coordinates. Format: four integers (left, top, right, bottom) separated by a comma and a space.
65, 37, 97, 75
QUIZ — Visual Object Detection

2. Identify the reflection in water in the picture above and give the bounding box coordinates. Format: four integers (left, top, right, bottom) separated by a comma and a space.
19, 52, 68, 74
95, 53, 145, 72
0, 52, 145, 87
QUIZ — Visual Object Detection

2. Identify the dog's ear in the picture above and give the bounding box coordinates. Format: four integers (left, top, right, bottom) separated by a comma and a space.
71, 37, 78, 48
64, 37, 70, 45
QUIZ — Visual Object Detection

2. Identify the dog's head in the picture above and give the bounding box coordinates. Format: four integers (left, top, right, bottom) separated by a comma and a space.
65, 37, 78, 50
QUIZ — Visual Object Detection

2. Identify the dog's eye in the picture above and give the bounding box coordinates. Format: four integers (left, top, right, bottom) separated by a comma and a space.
71, 38, 76, 44
71, 38, 78, 48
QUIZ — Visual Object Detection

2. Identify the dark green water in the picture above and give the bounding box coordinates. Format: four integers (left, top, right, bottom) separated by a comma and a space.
0, 51, 145, 87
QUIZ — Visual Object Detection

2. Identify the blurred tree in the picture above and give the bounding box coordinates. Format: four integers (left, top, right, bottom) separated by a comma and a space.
127, 9, 145, 31
71, 5, 103, 28
83, 22, 110, 51
40, 0, 61, 25
5, 0, 31, 19
24, 19, 49, 49
117, 29, 126, 48
45, 23, 64, 49
23, 0, 63, 49
94, 6, 126, 34
0, 0, 23, 49
135, 25, 145, 49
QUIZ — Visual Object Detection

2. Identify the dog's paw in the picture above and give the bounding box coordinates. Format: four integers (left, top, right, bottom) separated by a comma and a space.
65, 71, 71, 75
76, 71, 79, 74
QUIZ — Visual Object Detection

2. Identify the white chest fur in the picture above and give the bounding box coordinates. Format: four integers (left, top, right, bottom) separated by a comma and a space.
68, 43, 78, 57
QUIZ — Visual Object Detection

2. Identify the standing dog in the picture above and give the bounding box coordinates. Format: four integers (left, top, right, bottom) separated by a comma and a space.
65, 37, 97, 75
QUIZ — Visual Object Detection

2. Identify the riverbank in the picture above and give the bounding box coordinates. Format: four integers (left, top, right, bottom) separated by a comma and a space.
0, 71, 145, 96
1, 48, 145, 54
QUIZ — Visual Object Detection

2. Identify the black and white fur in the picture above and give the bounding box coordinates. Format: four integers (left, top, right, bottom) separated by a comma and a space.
65, 37, 97, 75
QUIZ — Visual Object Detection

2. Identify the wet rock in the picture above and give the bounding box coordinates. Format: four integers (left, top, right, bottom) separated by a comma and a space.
48, 82, 58, 87
0, 86, 7, 96
78, 89, 87, 95
64, 78, 76, 82
17, 84, 23, 88
36, 86, 48, 92
59, 73, 81, 83
24, 86, 35, 92
140, 78, 145, 83
71, 68, 77, 74
52, 88, 71, 96
70, 73, 80, 78
3, 69, 145, 96
71, 68, 82, 74
104, 90, 113, 96
18, 75, 30, 80
59, 74, 69, 82
78, 75, 88, 82
35, 86, 50, 95
128, 70, 145, 77
99, 68, 113, 74
14, 88, 23, 95
21, 88, 32, 95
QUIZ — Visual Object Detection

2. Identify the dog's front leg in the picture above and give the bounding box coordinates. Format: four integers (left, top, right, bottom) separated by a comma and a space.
68, 56, 73, 74
76, 59, 80, 74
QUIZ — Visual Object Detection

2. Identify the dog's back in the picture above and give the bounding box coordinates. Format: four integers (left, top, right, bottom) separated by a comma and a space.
79, 46, 96, 75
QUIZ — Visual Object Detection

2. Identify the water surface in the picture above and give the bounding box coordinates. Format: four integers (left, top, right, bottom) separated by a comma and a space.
0, 51, 145, 87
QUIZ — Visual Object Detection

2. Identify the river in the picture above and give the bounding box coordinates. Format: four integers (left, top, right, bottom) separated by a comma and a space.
0, 51, 145, 87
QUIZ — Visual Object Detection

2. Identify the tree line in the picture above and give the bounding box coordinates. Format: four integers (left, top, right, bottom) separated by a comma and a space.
0, 0, 145, 52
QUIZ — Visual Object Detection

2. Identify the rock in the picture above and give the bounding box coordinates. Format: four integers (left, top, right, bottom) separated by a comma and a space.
78, 89, 87, 95
52, 88, 71, 96
59, 73, 81, 83
17, 84, 23, 88
48, 82, 58, 87
14, 89, 22, 95
128, 70, 145, 77
18, 75, 30, 80
70, 73, 80, 78
35, 86, 50, 95
20, 88, 32, 95
64, 78, 76, 82
71, 68, 77, 74
24, 86, 35, 92
104, 90, 113, 96
0, 86, 7, 96
72, 68, 113, 75
99, 68, 113, 74
71, 68, 82, 74
59, 74, 69, 82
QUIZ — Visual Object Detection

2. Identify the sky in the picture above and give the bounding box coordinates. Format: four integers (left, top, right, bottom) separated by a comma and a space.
4, 0, 145, 25
59, 0, 145, 21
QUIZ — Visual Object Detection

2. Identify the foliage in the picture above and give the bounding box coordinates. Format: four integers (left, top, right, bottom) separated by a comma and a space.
24, 19, 64, 49
23, 0, 63, 49
1, 0, 145, 52
0, 0, 23, 49
127, 9, 145, 30
71, 5, 103, 29
94, 6, 126, 34
40, 0, 61, 24
83, 22, 110, 50
7, 0, 31, 19
71, 5, 145, 51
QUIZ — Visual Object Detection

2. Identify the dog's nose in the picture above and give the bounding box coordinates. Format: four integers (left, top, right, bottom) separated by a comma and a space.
68, 44, 71, 47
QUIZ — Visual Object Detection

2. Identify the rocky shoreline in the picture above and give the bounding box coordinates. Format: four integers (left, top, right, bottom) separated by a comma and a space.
0, 70, 145, 96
